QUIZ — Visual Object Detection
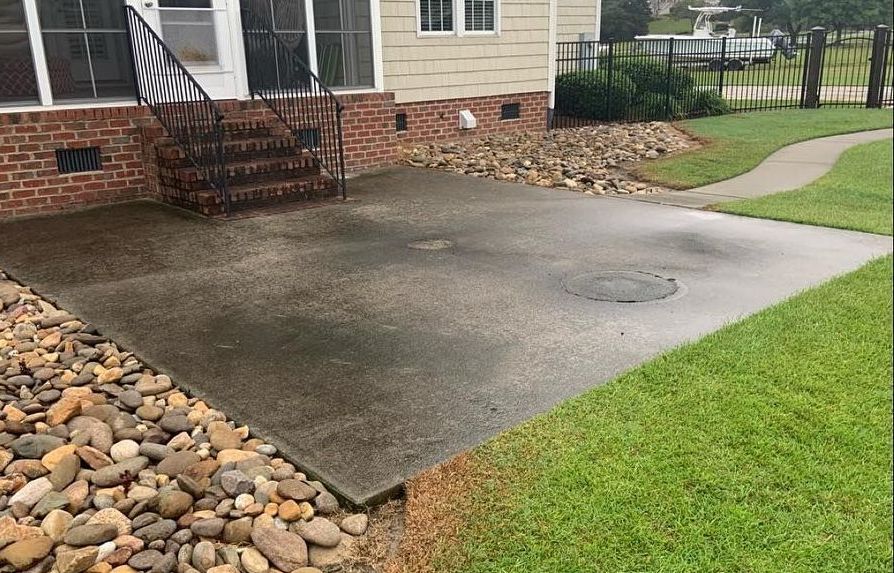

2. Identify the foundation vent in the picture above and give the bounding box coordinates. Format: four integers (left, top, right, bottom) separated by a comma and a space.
55, 147, 102, 174
297, 128, 321, 150
395, 112, 408, 132
501, 103, 520, 120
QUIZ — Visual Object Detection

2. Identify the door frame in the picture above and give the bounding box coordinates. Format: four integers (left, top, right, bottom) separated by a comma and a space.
125, 0, 249, 100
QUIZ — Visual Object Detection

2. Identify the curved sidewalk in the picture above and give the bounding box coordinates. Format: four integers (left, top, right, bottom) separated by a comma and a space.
627, 128, 894, 209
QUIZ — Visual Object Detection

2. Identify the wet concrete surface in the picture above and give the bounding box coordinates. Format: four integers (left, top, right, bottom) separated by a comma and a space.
0, 167, 890, 504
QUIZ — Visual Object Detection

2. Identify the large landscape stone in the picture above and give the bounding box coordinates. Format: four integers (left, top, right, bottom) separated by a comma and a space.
250, 527, 308, 571
91, 457, 150, 486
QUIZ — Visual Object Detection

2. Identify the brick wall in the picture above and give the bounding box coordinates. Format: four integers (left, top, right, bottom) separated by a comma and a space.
339, 92, 399, 172
338, 91, 549, 171
0, 106, 156, 219
395, 92, 549, 145
0, 91, 549, 218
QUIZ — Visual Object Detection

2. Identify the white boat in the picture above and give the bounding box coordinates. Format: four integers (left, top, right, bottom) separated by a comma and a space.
634, 6, 796, 70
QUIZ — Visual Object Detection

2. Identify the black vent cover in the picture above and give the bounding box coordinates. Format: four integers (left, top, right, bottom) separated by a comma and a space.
55, 147, 102, 173
297, 128, 321, 149
501, 103, 520, 120
395, 112, 408, 132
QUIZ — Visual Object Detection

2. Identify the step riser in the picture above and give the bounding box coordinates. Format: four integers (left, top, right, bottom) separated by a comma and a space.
156, 141, 303, 164
159, 166, 321, 191
157, 178, 339, 217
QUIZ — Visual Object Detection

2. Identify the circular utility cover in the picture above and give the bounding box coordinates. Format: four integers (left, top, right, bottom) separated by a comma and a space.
563, 270, 679, 303
408, 239, 454, 250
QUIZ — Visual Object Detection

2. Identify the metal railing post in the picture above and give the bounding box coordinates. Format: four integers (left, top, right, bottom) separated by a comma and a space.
123, 7, 142, 105
866, 24, 891, 108
606, 38, 614, 120
664, 37, 675, 119
802, 27, 826, 109
718, 36, 727, 96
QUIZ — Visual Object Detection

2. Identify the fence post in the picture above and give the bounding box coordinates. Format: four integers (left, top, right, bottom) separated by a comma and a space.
606, 38, 615, 120
664, 37, 675, 119
866, 24, 891, 108
802, 27, 826, 109
717, 36, 727, 96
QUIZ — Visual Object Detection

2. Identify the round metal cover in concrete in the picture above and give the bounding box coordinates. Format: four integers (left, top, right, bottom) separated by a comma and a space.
563, 270, 679, 303
408, 239, 454, 250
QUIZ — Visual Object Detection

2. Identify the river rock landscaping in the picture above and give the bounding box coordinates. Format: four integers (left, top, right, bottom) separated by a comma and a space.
0, 271, 370, 573
400, 122, 693, 194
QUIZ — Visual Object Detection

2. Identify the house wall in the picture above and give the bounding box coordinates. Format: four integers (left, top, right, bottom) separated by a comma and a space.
556, 0, 599, 42
379, 0, 552, 104
0, 106, 155, 219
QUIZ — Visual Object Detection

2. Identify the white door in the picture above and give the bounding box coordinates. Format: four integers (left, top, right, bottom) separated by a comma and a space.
126, 0, 244, 100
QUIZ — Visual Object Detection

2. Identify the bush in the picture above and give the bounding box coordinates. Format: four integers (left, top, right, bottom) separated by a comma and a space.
615, 59, 695, 96
684, 89, 731, 117
555, 70, 637, 121
556, 64, 731, 122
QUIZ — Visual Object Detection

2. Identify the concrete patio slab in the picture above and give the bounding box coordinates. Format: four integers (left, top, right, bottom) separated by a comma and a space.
626, 128, 893, 208
0, 167, 890, 504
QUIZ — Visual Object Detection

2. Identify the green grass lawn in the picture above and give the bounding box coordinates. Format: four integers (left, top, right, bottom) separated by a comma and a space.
716, 138, 893, 235
635, 108, 893, 189
420, 254, 893, 573
648, 17, 691, 35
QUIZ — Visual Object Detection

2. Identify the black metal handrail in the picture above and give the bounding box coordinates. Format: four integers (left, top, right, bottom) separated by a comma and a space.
124, 6, 229, 214
241, 8, 347, 199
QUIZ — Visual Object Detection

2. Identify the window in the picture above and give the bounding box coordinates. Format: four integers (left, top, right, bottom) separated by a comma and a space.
0, 0, 40, 105
38, 0, 134, 101
419, 0, 452, 33
464, 0, 494, 32
418, 0, 497, 36
313, 0, 374, 88
157, 0, 219, 66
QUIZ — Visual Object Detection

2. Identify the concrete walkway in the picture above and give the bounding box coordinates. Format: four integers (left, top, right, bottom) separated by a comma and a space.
625, 128, 893, 209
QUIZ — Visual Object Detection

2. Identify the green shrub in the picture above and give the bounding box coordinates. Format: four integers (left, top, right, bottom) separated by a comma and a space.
684, 89, 731, 117
555, 70, 637, 121
615, 59, 695, 96
555, 64, 731, 122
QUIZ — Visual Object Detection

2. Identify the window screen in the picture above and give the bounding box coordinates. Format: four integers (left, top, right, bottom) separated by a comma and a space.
38, 0, 134, 101
420, 0, 453, 32
464, 0, 494, 32
0, 0, 40, 105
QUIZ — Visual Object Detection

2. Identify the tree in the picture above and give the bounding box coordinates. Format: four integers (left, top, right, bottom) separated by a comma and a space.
601, 0, 652, 41
768, 0, 893, 39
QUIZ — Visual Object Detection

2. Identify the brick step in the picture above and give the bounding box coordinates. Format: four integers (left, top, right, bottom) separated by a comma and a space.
228, 175, 337, 207
160, 155, 320, 191
156, 135, 304, 165
164, 173, 338, 216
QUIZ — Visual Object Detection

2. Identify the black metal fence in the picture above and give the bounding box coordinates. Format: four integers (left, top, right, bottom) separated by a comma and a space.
553, 25, 893, 127
241, 7, 347, 199
123, 6, 229, 214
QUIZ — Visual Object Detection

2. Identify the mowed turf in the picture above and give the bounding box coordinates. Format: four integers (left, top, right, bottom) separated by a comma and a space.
405, 255, 893, 573
636, 109, 893, 189
716, 138, 893, 235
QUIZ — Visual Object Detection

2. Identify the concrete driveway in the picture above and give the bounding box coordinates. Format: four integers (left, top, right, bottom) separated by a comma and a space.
0, 167, 890, 504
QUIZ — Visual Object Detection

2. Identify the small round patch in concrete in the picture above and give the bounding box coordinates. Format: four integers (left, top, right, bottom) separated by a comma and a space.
563, 270, 679, 303
408, 239, 454, 251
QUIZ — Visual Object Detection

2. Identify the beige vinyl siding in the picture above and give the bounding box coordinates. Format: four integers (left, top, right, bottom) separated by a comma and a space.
556, 0, 598, 42
381, 0, 551, 103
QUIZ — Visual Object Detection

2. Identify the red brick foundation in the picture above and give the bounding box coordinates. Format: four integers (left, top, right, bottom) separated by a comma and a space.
0, 91, 549, 218
0, 106, 157, 219
395, 91, 549, 145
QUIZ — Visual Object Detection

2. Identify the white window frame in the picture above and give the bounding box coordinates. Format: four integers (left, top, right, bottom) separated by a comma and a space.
458, 0, 500, 37
416, 0, 458, 37
416, 0, 499, 38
